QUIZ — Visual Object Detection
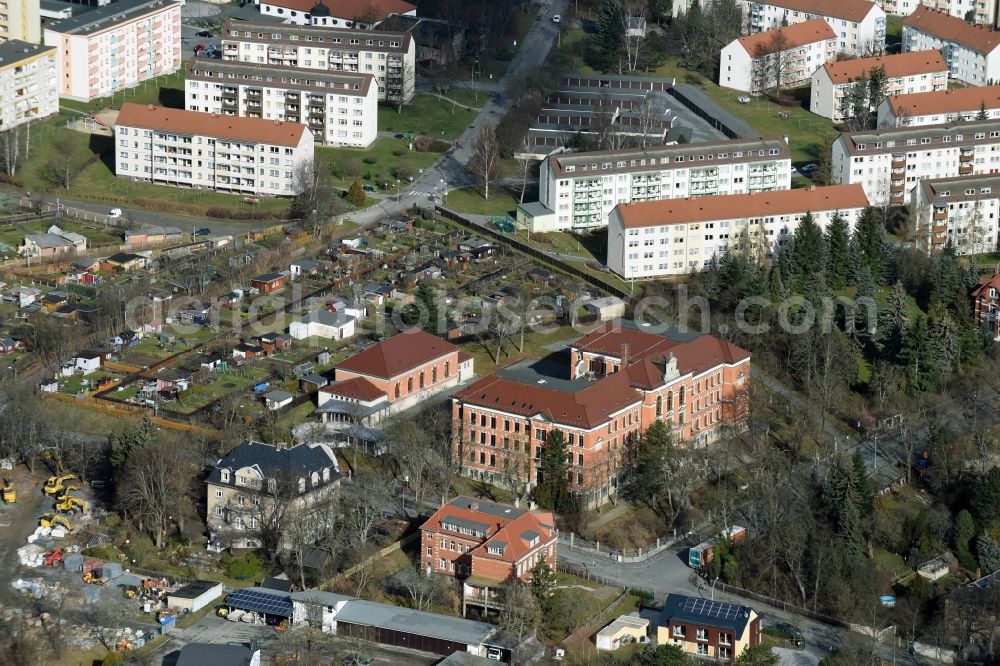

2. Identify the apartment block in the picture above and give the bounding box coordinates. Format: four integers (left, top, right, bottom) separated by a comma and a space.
526, 138, 793, 233
719, 19, 837, 93
0, 41, 58, 131
607, 185, 869, 279
878, 85, 1000, 127
903, 6, 1000, 86
43, 0, 181, 102
920, 0, 979, 22
452, 325, 751, 507
114, 102, 314, 197
742, 0, 886, 57
419, 497, 557, 616
831, 118, 1000, 205
257, 0, 415, 29
912, 174, 1000, 254
185, 58, 378, 148
810, 50, 948, 121
0, 0, 40, 43
220, 18, 415, 104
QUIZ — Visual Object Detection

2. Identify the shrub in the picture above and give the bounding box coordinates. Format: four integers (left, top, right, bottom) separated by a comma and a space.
82, 546, 119, 561
225, 552, 263, 581
363, 156, 378, 165
346, 180, 367, 207
429, 140, 450, 153
391, 164, 413, 181
392, 148, 406, 157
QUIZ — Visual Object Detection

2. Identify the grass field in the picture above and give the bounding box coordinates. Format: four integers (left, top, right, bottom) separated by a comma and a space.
378, 93, 477, 139
445, 186, 519, 216
319, 138, 442, 190
162, 366, 270, 415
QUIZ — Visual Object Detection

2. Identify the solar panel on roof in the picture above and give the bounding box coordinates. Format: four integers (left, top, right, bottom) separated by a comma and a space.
682, 597, 742, 620
224, 589, 293, 617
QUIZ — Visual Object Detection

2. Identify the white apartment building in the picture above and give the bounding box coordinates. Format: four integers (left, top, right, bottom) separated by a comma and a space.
257, 0, 415, 28
719, 18, 837, 93
43, 0, 181, 102
903, 6, 1000, 86
607, 185, 870, 279
742, 0, 886, 57
114, 103, 314, 197
0, 42, 58, 131
1, 0, 40, 43
527, 138, 793, 233
831, 118, 1000, 205
917, 0, 1000, 29
185, 59, 378, 148
878, 85, 1000, 127
912, 174, 1000, 254
810, 50, 947, 121
221, 19, 414, 105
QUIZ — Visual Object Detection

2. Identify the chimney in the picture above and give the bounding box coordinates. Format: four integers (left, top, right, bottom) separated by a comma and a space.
147, 104, 155, 110
621, 342, 630, 369
469, 501, 479, 511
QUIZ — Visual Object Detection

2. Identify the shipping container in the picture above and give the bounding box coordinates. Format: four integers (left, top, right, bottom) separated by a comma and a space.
688, 526, 747, 568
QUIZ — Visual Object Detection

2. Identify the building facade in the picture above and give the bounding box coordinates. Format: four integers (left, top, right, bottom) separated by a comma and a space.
220, 18, 415, 104
0, 41, 58, 131
911, 174, 1000, 254
878, 85, 1000, 127
185, 58, 378, 148
810, 50, 948, 121
452, 325, 751, 507
972, 272, 1000, 340
720, 19, 837, 93
1, 0, 40, 43
206, 440, 341, 550
742, 0, 886, 57
657, 594, 761, 661
256, 0, 416, 29
114, 103, 314, 196
903, 6, 1000, 86
43, 0, 182, 102
530, 138, 793, 233
606, 185, 869, 279
831, 118, 1000, 205
419, 497, 557, 615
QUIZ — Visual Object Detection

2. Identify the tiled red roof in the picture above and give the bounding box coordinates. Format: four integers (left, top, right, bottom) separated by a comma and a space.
904, 6, 1000, 54
762, 0, 877, 22
821, 50, 947, 84
571, 323, 678, 359
472, 511, 556, 567
737, 19, 836, 57
116, 103, 308, 147
320, 376, 385, 401
972, 274, 1000, 300
336, 328, 458, 379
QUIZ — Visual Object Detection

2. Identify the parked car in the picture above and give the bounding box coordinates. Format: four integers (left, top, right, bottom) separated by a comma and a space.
194, 227, 211, 236
108, 208, 122, 218
800, 163, 819, 174
181, 36, 190, 43
194, 44, 205, 54
362, 184, 377, 192
552, 14, 561, 22
195, 30, 213, 37
737, 95, 751, 104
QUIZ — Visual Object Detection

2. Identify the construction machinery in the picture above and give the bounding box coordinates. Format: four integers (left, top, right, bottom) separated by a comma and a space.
83, 569, 108, 585
2, 480, 14, 504
39, 513, 73, 531
44, 547, 64, 567
54, 494, 90, 516
43, 474, 78, 495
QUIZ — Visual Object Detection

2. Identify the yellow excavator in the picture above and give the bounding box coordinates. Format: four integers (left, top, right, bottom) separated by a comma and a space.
43, 474, 78, 495
54, 494, 90, 516
2, 480, 14, 504
38, 513, 73, 531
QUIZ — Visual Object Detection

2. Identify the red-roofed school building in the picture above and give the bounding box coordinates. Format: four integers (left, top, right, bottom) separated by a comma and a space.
451, 324, 751, 508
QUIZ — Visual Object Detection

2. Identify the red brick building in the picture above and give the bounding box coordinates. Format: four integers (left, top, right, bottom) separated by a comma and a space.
250, 272, 289, 294
419, 496, 557, 616
451, 325, 750, 507
334, 328, 474, 412
972, 273, 1000, 341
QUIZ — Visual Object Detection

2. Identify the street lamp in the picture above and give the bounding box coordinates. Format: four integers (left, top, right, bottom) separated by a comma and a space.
440, 178, 447, 205
395, 179, 401, 212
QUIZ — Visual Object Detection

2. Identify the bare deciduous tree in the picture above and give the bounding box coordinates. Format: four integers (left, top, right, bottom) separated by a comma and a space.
394, 565, 449, 611
513, 136, 534, 204
468, 122, 501, 200
116, 440, 195, 549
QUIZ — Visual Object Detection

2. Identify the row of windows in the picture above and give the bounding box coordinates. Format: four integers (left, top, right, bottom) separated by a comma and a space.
562, 149, 782, 173
229, 30, 401, 48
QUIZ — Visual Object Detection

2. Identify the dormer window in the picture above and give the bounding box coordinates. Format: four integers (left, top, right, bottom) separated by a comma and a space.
298, 477, 306, 493
311, 472, 320, 487
323, 467, 330, 482
220, 469, 230, 483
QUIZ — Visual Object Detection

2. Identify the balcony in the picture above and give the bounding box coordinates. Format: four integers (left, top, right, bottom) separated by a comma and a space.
959, 164, 974, 175
890, 192, 905, 205
933, 209, 948, 221
960, 151, 974, 163
891, 156, 905, 168
932, 223, 948, 234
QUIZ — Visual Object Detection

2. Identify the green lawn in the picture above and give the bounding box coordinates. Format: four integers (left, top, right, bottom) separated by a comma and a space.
162, 366, 271, 415
433, 87, 486, 109
531, 230, 608, 262
58, 69, 186, 115
378, 93, 477, 140
445, 186, 519, 216
459, 325, 580, 376
319, 137, 442, 190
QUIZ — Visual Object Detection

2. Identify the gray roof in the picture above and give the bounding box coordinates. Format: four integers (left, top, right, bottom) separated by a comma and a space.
449, 496, 527, 520
300, 373, 329, 386
291, 589, 354, 606
46, 0, 178, 35
24, 233, 73, 249
443, 516, 492, 533
188, 58, 372, 96
265, 390, 294, 402
298, 310, 355, 327
314, 400, 383, 418
292, 259, 320, 270
334, 598, 496, 645
0, 41, 55, 64
437, 652, 498, 666
661, 593, 753, 637
518, 201, 554, 217
177, 644, 257, 666
170, 580, 223, 600
208, 440, 339, 486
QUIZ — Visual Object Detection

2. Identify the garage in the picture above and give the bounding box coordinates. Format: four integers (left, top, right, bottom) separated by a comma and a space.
220, 588, 293, 627
167, 580, 225, 614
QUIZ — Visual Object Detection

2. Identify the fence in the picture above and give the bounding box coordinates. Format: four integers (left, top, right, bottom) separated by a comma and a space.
331, 531, 420, 582
709, 578, 849, 629
558, 525, 703, 564
434, 205, 629, 300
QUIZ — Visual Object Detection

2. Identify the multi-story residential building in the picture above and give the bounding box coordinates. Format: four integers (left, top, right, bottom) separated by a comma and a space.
972, 272, 1000, 339
525, 138, 793, 233
742, 0, 886, 57
878, 85, 1000, 127
452, 324, 751, 507
220, 18, 415, 104
257, 0, 415, 29
185, 58, 378, 148
419, 496, 557, 616
1, 0, 40, 43
206, 440, 341, 550
656, 594, 762, 661
43, 0, 182, 102
0, 41, 58, 131
332, 328, 474, 413
903, 6, 1000, 86
911, 174, 1000, 254
810, 50, 948, 121
831, 118, 1000, 204
606, 185, 869, 279
719, 19, 837, 93
114, 102, 314, 196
